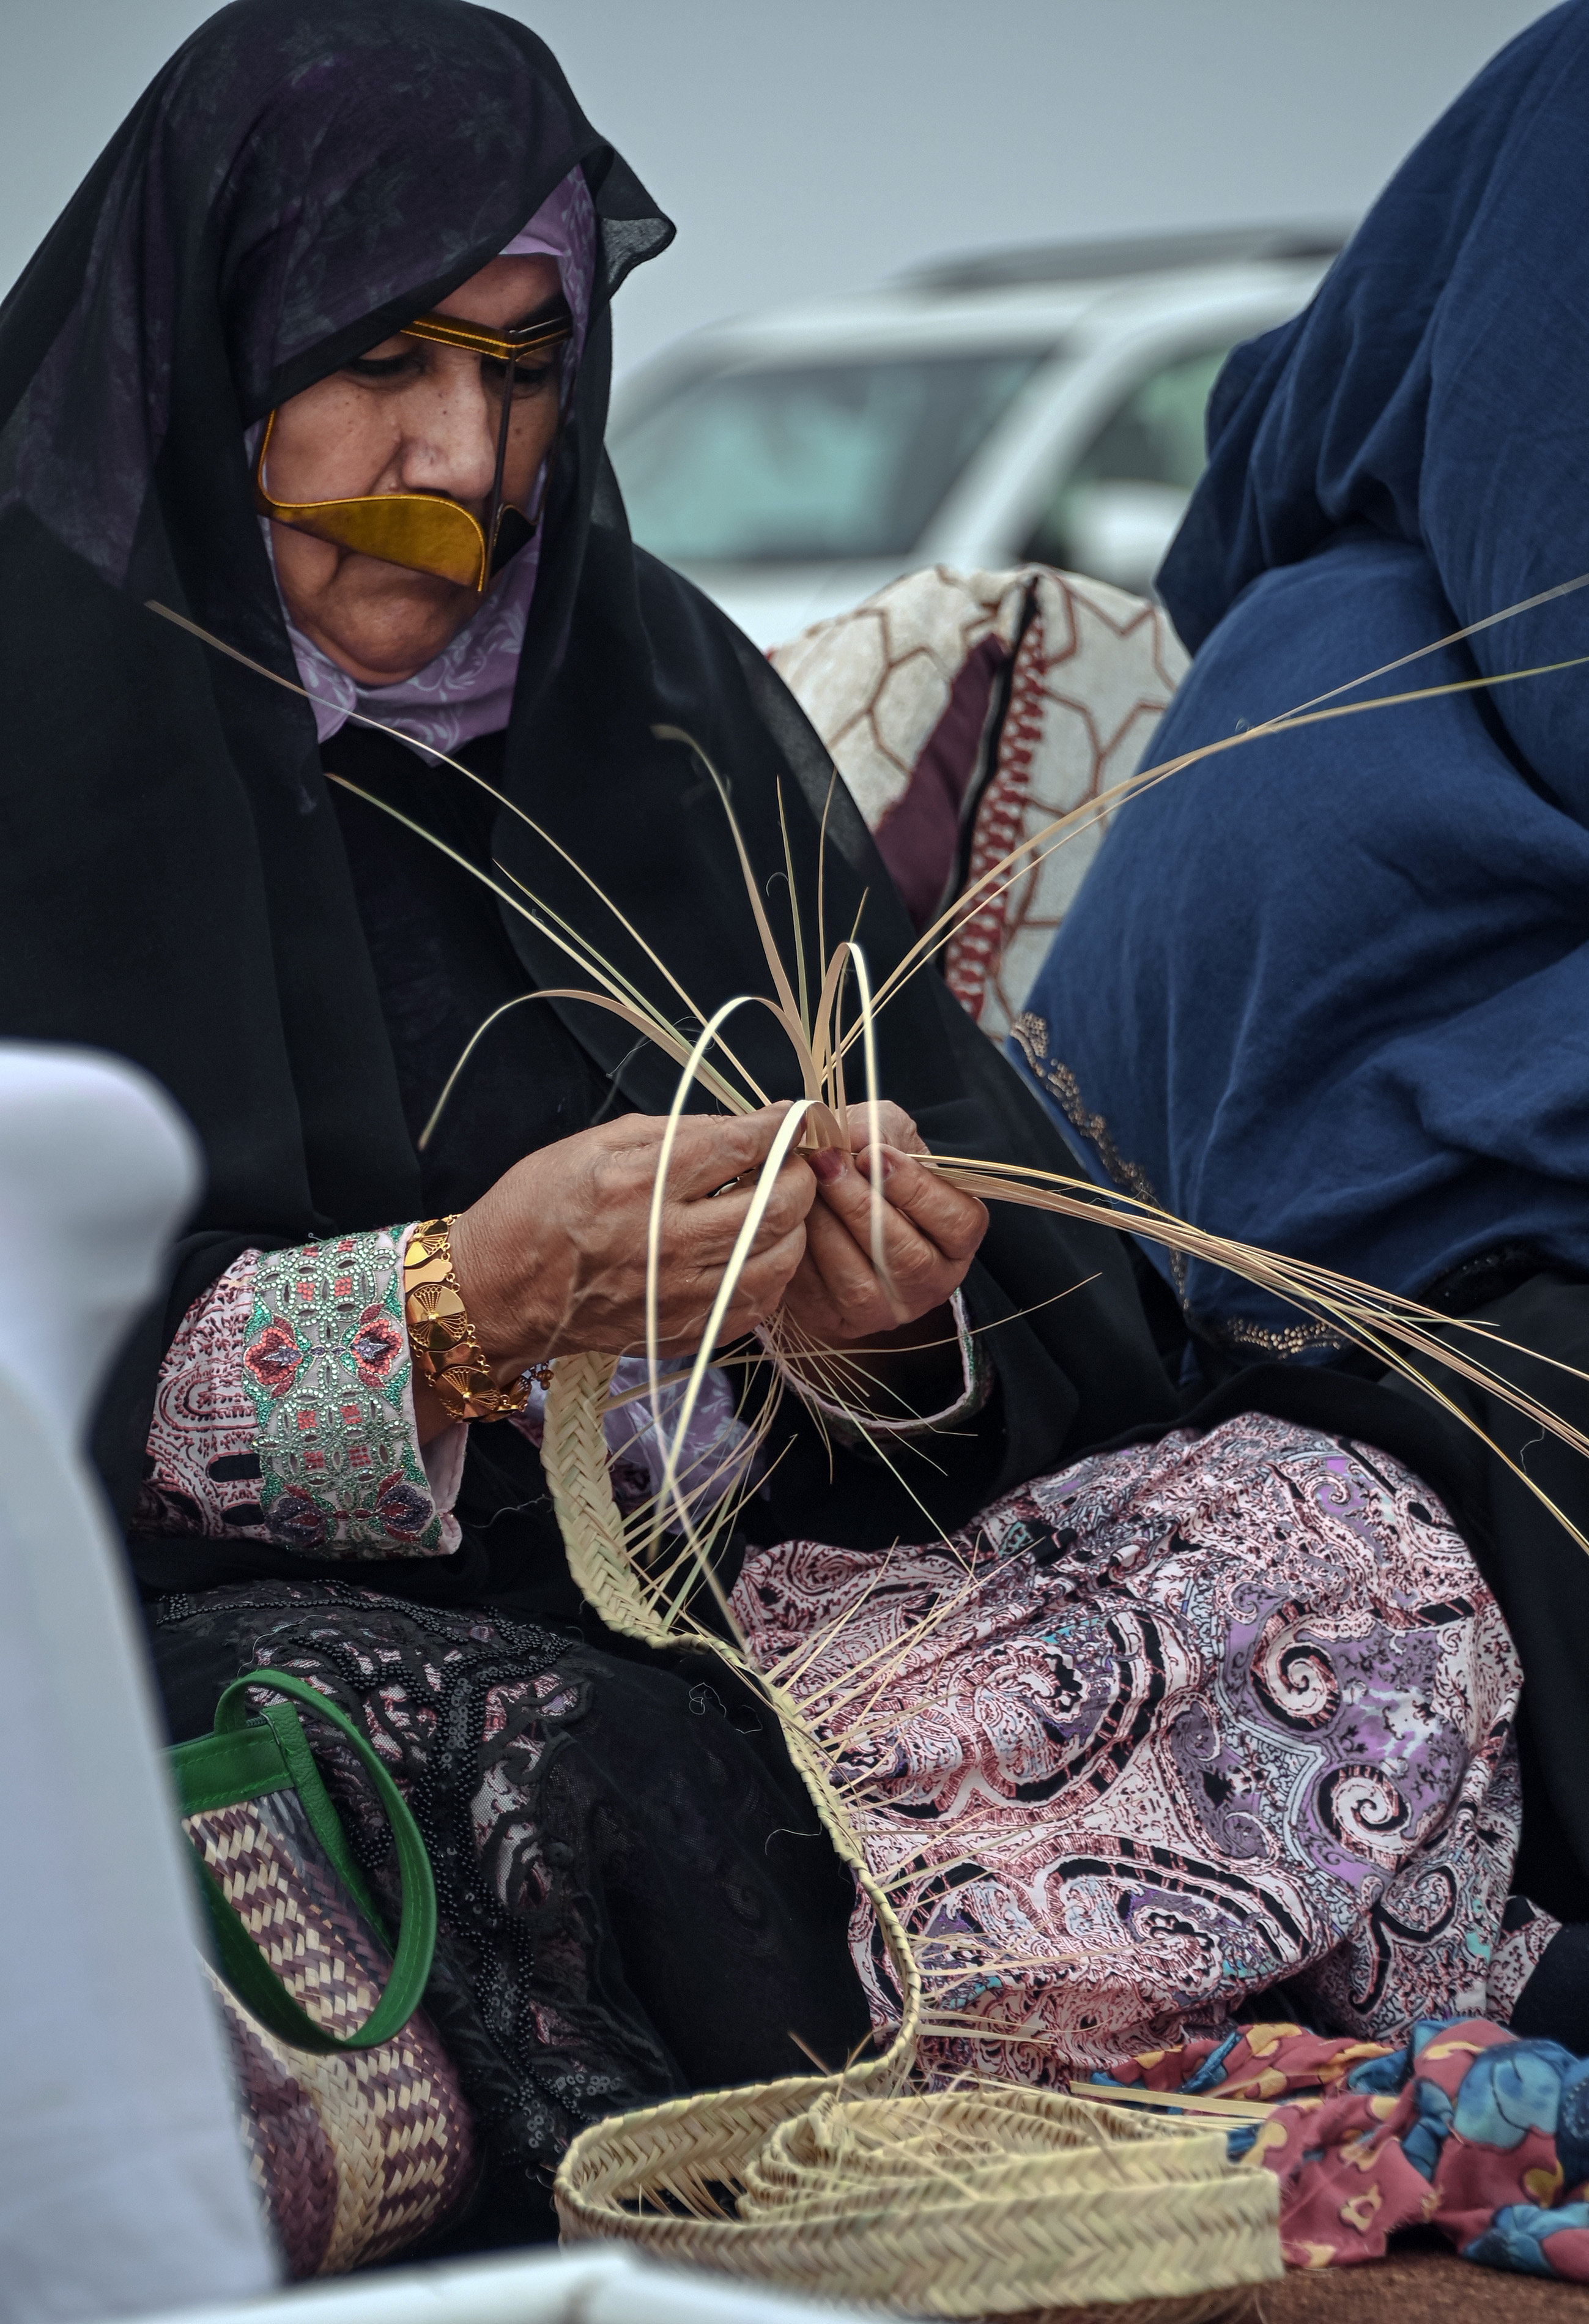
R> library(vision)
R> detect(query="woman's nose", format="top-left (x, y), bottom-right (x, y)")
top-left (395, 357), bottom-right (498, 505)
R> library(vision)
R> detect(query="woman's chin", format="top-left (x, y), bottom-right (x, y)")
top-left (292, 577), bottom-right (479, 686)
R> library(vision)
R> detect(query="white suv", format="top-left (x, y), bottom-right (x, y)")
top-left (609, 226), bottom-right (1341, 648)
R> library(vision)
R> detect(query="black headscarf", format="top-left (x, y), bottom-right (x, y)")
top-left (0, 0), bottom-right (1177, 1586)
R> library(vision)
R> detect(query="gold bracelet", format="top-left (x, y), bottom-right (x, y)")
top-left (402, 1216), bottom-right (544, 1425)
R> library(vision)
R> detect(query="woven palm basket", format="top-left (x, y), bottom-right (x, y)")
top-left (542, 1351), bottom-right (1284, 2319)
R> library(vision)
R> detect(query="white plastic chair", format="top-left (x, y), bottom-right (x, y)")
top-left (0, 1044), bottom-right (276, 2321)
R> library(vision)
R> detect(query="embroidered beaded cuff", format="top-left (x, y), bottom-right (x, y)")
top-left (242, 1231), bottom-right (457, 1553)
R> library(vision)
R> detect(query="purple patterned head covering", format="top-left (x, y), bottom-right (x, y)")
top-left (279, 165), bottom-right (597, 757)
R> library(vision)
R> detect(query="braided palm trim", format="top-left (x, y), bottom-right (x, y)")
top-left (540, 1350), bottom-right (920, 2084)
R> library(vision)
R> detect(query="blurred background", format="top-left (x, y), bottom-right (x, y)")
top-left (1, 1), bottom-right (1557, 639)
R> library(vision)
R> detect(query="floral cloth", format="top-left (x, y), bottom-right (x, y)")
top-left (733, 1414), bottom-right (1549, 2078)
top-left (1093, 2012), bottom-right (1589, 2282)
top-left (137, 1227), bottom-right (465, 1557)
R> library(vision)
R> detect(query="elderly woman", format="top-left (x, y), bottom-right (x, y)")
top-left (9, 0), bottom-right (1582, 2257)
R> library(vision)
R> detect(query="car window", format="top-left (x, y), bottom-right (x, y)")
top-left (1023, 342), bottom-right (1231, 576)
top-left (610, 351), bottom-right (1044, 565)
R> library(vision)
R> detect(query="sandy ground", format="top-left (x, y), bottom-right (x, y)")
top-left (1260, 2240), bottom-right (1587, 2321)
top-left (1013, 2240), bottom-right (1589, 2322)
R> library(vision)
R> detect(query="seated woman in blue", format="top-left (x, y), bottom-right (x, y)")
top-left (1013, 0), bottom-right (1589, 1931)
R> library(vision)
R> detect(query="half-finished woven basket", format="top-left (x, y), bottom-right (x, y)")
top-left (542, 1351), bottom-right (1284, 2318)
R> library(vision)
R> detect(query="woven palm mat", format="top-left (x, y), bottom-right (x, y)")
top-left (541, 1351), bottom-right (1284, 2319)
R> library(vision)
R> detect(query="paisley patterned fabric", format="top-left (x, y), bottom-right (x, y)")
top-left (732, 1414), bottom-right (1549, 2077)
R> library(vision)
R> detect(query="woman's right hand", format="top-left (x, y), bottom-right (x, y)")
top-left (443, 1106), bottom-right (815, 1390)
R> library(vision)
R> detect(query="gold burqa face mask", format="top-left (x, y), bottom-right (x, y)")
top-left (253, 301), bottom-right (574, 592)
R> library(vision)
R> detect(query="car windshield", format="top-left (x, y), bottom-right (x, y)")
top-left (610, 350), bottom-right (1046, 564)
top-left (1071, 343), bottom-right (1229, 493)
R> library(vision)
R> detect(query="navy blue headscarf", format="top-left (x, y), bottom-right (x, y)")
top-left (1011, 0), bottom-right (1589, 1359)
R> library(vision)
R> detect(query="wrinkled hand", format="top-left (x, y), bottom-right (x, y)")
top-left (780, 1101), bottom-right (988, 1349)
top-left (448, 1109), bottom-right (815, 1384)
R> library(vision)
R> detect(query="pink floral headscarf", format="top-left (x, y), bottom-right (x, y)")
top-left (276, 167), bottom-right (597, 759)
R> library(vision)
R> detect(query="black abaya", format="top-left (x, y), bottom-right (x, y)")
top-left (1378, 1272), bottom-right (1589, 1924)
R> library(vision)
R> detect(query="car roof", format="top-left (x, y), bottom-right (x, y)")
top-left (903, 220), bottom-right (1349, 291)
top-left (615, 223), bottom-right (1349, 388)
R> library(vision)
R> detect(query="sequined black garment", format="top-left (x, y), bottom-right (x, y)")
top-left (152, 1582), bottom-right (872, 2248)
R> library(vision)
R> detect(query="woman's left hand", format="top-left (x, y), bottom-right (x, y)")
top-left (778, 1101), bottom-right (988, 1348)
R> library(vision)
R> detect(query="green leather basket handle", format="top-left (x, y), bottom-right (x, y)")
top-left (169, 1670), bottom-right (437, 2055)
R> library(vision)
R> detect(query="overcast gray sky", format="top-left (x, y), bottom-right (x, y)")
top-left (0, 1), bottom-right (1557, 379)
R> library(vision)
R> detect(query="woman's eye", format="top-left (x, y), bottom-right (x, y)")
top-left (346, 351), bottom-right (421, 381)
top-left (482, 357), bottom-right (557, 398)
